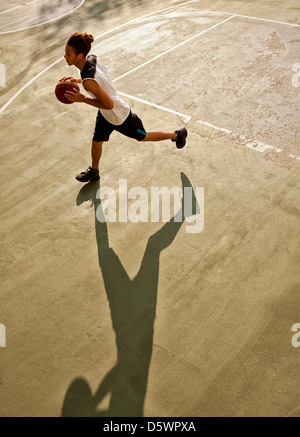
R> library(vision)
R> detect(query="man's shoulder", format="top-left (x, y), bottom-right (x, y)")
top-left (81, 54), bottom-right (97, 80)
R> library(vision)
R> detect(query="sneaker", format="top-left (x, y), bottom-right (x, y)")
top-left (75, 166), bottom-right (100, 182)
top-left (172, 127), bottom-right (188, 149)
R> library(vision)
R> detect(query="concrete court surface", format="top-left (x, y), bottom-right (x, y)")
top-left (0, 0), bottom-right (300, 417)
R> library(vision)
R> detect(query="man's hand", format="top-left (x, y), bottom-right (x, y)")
top-left (65, 88), bottom-right (85, 103)
top-left (59, 76), bottom-right (81, 84)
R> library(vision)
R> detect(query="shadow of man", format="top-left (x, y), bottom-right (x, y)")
top-left (62, 173), bottom-right (199, 417)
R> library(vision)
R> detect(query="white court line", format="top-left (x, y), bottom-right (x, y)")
top-left (0, 58), bottom-right (63, 114)
top-left (93, 0), bottom-right (200, 42)
top-left (0, 1), bottom-right (36, 16)
top-left (0, 3), bottom-right (299, 160)
top-left (119, 91), bottom-right (300, 160)
top-left (202, 9), bottom-right (300, 27)
top-left (0, 0), bottom-right (197, 35)
top-left (0, 0), bottom-right (220, 114)
top-left (113, 15), bottom-right (235, 82)
top-left (0, 0), bottom-right (85, 35)
top-left (119, 91), bottom-right (191, 123)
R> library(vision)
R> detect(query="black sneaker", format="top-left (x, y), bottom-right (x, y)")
top-left (75, 166), bottom-right (100, 182)
top-left (172, 127), bottom-right (188, 149)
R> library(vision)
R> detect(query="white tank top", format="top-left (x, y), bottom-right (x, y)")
top-left (80, 54), bottom-right (130, 125)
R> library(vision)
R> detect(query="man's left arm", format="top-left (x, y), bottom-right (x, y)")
top-left (65, 79), bottom-right (114, 109)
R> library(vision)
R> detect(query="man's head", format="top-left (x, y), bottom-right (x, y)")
top-left (64, 32), bottom-right (94, 66)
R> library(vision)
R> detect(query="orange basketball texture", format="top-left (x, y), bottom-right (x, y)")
top-left (55, 81), bottom-right (80, 104)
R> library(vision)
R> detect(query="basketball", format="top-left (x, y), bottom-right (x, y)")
top-left (55, 81), bottom-right (80, 104)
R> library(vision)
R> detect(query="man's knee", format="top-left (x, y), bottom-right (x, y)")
top-left (92, 140), bottom-right (103, 148)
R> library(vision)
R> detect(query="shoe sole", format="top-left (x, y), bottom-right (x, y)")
top-left (75, 175), bottom-right (100, 182)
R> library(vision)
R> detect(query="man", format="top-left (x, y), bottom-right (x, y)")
top-left (61, 32), bottom-right (188, 182)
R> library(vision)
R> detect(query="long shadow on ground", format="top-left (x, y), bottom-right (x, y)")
top-left (62, 172), bottom-right (198, 417)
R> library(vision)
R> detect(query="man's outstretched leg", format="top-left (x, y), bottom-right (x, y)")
top-left (142, 127), bottom-right (188, 149)
top-left (76, 140), bottom-right (102, 182)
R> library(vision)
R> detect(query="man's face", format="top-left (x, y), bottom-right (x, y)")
top-left (64, 45), bottom-right (78, 66)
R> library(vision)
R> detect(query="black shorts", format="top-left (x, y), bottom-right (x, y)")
top-left (93, 110), bottom-right (147, 142)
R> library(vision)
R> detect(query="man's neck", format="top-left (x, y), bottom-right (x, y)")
top-left (76, 57), bottom-right (87, 72)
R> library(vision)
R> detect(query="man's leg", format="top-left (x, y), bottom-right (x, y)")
top-left (92, 140), bottom-right (103, 169)
top-left (75, 140), bottom-right (103, 182)
top-left (141, 128), bottom-right (187, 148)
top-left (141, 132), bottom-right (176, 142)
top-left (120, 112), bottom-right (187, 147)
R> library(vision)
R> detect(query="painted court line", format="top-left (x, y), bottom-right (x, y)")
top-left (0, 0), bottom-right (201, 113)
top-left (0, 0), bottom-right (197, 35)
top-left (197, 123), bottom-right (299, 160)
top-left (0, 1), bottom-right (36, 16)
top-left (205, 9), bottom-right (300, 27)
top-left (118, 91), bottom-right (191, 123)
top-left (0, 2), bottom-right (299, 160)
top-left (93, 0), bottom-right (201, 42)
top-left (113, 15), bottom-right (235, 82)
top-left (0, 6), bottom-right (233, 115)
top-left (0, 58), bottom-right (63, 115)
top-left (119, 91), bottom-right (300, 160)
top-left (0, 0), bottom-right (85, 35)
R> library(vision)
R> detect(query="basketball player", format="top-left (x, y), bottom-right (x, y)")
top-left (61, 32), bottom-right (188, 182)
